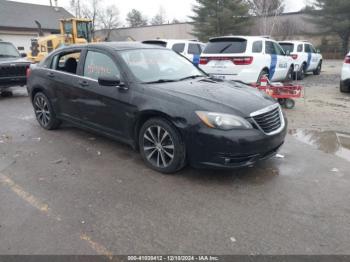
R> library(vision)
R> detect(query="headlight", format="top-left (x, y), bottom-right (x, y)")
top-left (196, 111), bottom-right (252, 130)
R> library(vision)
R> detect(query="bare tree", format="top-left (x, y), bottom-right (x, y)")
top-left (151, 6), bottom-right (166, 25)
top-left (81, 0), bottom-right (99, 37)
top-left (246, 0), bottom-right (285, 35)
top-left (70, 0), bottom-right (82, 17)
top-left (98, 5), bottom-right (120, 41)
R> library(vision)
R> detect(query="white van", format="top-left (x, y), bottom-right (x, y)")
top-left (199, 36), bottom-right (294, 84)
top-left (142, 39), bottom-right (206, 65)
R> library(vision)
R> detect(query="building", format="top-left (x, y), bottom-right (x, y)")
top-left (96, 12), bottom-right (342, 58)
top-left (0, 0), bottom-right (73, 52)
top-left (96, 23), bottom-right (195, 42)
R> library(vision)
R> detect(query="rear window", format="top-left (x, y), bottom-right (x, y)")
top-left (203, 38), bottom-right (247, 54)
top-left (142, 41), bottom-right (167, 47)
top-left (280, 43), bottom-right (294, 54)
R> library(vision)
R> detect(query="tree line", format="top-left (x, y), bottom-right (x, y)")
top-left (69, 0), bottom-right (350, 55)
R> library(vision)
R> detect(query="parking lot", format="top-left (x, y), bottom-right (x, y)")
top-left (0, 60), bottom-right (350, 255)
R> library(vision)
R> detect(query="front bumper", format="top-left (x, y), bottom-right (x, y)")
top-left (185, 122), bottom-right (287, 169)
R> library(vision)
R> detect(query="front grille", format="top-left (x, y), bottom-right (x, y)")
top-left (251, 105), bottom-right (283, 135)
top-left (0, 64), bottom-right (29, 78)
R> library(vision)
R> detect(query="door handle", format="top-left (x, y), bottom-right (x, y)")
top-left (47, 72), bottom-right (55, 78)
top-left (78, 80), bottom-right (89, 87)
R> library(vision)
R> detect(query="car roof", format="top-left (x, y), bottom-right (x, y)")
top-left (56, 42), bottom-right (167, 52)
top-left (279, 40), bottom-right (311, 45)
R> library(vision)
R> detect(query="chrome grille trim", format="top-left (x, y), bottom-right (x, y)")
top-left (250, 103), bottom-right (285, 136)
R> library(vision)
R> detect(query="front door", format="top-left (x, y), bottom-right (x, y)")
top-left (77, 49), bottom-right (133, 138)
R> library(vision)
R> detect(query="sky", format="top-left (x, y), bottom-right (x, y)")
top-left (11, 0), bottom-right (308, 25)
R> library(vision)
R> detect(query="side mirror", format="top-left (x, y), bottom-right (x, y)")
top-left (98, 76), bottom-right (126, 88)
top-left (21, 53), bottom-right (27, 58)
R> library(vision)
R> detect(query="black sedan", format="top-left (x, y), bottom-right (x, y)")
top-left (27, 42), bottom-right (287, 173)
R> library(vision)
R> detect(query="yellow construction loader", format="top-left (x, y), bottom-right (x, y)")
top-left (27, 18), bottom-right (95, 63)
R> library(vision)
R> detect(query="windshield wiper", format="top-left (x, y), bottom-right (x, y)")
top-left (179, 75), bottom-right (206, 81)
top-left (144, 79), bottom-right (178, 84)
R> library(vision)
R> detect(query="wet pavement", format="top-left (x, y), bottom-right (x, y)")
top-left (1, 74), bottom-right (350, 255)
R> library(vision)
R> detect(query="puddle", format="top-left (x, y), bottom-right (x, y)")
top-left (289, 129), bottom-right (350, 162)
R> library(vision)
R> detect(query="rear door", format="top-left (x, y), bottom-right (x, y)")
top-left (187, 43), bottom-right (202, 65)
top-left (304, 44), bottom-right (315, 71)
top-left (48, 49), bottom-right (83, 121)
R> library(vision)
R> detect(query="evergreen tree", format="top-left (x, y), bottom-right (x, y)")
top-left (306, 0), bottom-right (350, 55)
top-left (126, 9), bottom-right (148, 27)
top-left (190, 0), bottom-right (251, 42)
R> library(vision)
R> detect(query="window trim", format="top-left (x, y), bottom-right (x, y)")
top-left (82, 49), bottom-right (122, 82)
top-left (50, 49), bottom-right (83, 75)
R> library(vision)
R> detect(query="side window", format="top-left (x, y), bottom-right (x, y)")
top-left (188, 44), bottom-right (201, 55)
top-left (83, 51), bottom-right (120, 80)
top-left (265, 41), bottom-right (276, 55)
top-left (252, 41), bottom-right (262, 53)
top-left (304, 44), bottom-right (312, 53)
top-left (273, 43), bottom-right (285, 55)
top-left (51, 50), bottom-right (81, 75)
top-left (297, 44), bottom-right (303, 52)
top-left (172, 43), bottom-right (185, 53)
top-left (310, 45), bottom-right (317, 53)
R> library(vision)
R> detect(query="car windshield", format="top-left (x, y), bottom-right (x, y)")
top-left (280, 43), bottom-right (294, 54)
top-left (119, 49), bottom-right (206, 83)
top-left (0, 42), bottom-right (20, 57)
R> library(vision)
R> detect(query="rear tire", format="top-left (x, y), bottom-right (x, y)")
top-left (33, 92), bottom-right (61, 130)
top-left (285, 66), bottom-right (294, 82)
top-left (257, 69), bottom-right (269, 85)
top-left (295, 63), bottom-right (306, 80)
top-left (139, 118), bottom-right (186, 174)
top-left (340, 81), bottom-right (350, 93)
top-left (313, 61), bottom-right (322, 75)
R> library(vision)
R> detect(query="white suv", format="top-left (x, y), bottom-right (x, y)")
top-left (279, 41), bottom-right (323, 80)
top-left (340, 52), bottom-right (350, 93)
top-left (142, 39), bottom-right (206, 65)
top-left (199, 36), bottom-right (294, 84)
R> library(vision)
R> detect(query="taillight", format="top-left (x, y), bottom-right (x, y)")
top-left (344, 56), bottom-right (350, 64)
top-left (199, 56), bottom-right (253, 65)
top-left (232, 57), bottom-right (253, 65)
top-left (291, 54), bottom-right (298, 60)
top-left (26, 67), bottom-right (31, 78)
top-left (199, 57), bottom-right (209, 65)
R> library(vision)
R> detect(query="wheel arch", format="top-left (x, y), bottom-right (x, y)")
top-left (133, 110), bottom-right (183, 150)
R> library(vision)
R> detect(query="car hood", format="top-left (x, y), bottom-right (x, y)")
top-left (148, 78), bottom-right (277, 117)
top-left (0, 57), bottom-right (31, 65)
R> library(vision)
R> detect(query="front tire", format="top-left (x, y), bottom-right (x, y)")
top-left (340, 81), bottom-right (350, 93)
top-left (313, 61), bottom-right (322, 75)
top-left (285, 66), bottom-right (294, 82)
top-left (295, 63), bottom-right (306, 80)
top-left (33, 92), bottom-right (61, 130)
top-left (257, 69), bottom-right (269, 85)
top-left (139, 118), bottom-right (186, 174)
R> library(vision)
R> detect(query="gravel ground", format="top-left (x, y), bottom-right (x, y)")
top-left (285, 60), bottom-right (350, 133)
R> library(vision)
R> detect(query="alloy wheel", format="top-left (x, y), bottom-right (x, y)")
top-left (143, 125), bottom-right (175, 168)
top-left (34, 95), bottom-right (51, 127)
